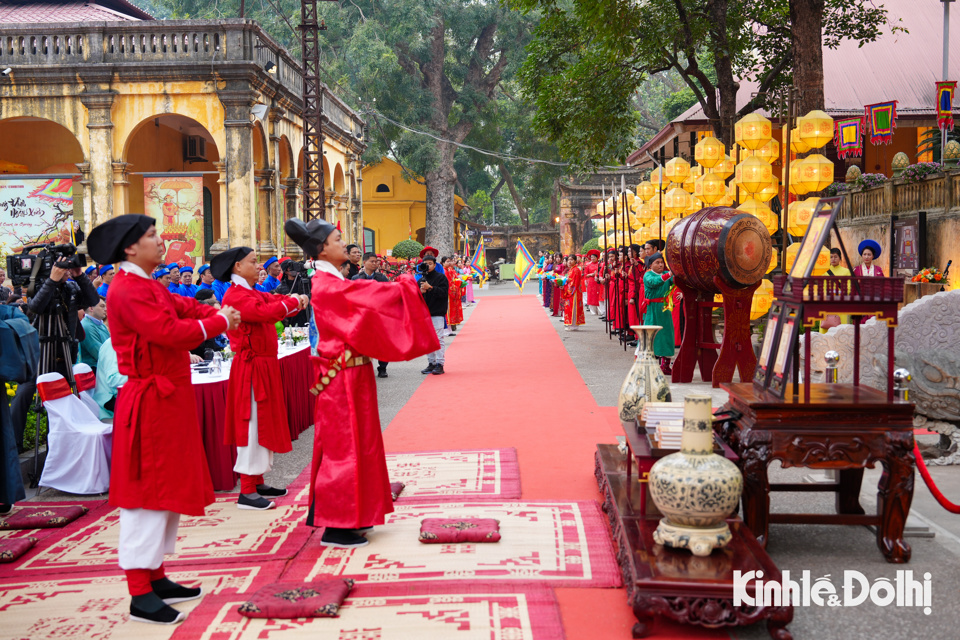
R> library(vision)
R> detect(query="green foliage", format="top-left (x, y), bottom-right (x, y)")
top-left (901, 162), bottom-right (944, 184)
top-left (662, 89), bottom-right (698, 122)
top-left (22, 406), bottom-right (45, 451)
top-left (916, 128), bottom-right (960, 160)
top-left (581, 237), bottom-right (600, 253)
top-left (391, 239), bottom-right (425, 259)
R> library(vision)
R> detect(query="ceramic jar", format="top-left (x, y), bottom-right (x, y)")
top-left (617, 325), bottom-right (672, 423)
top-left (648, 394), bottom-right (743, 556)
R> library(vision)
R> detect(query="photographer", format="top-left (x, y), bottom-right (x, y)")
top-left (418, 252), bottom-right (448, 375)
top-left (274, 259), bottom-right (311, 327)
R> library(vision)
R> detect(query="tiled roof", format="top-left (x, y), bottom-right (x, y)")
top-left (0, 0), bottom-right (153, 23)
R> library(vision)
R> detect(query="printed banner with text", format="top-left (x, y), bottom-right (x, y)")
top-left (0, 177), bottom-right (75, 256)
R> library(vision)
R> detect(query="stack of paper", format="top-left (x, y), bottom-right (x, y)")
top-left (641, 402), bottom-right (684, 435)
top-left (655, 420), bottom-right (684, 449)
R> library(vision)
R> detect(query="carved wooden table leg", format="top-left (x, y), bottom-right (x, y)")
top-left (740, 438), bottom-right (772, 546)
top-left (836, 468), bottom-right (866, 515)
top-left (877, 434), bottom-right (915, 563)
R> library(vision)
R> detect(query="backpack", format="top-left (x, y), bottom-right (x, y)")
top-left (0, 305), bottom-right (40, 383)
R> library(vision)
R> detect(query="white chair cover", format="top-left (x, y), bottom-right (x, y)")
top-left (73, 363), bottom-right (101, 419)
top-left (38, 372), bottom-right (113, 494)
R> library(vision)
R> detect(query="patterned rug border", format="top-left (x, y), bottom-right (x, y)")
top-left (173, 580), bottom-right (565, 640)
top-left (391, 447), bottom-right (522, 503)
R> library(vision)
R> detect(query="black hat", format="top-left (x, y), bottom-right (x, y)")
top-left (86, 214), bottom-right (155, 265)
top-left (195, 288), bottom-right (216, 302)
top-left (830, 247), bottom-right (842, 257)
top-left (645, 252), bottom-right (664, 269)
top-left (629, 243), bottom-right (642, 254)
top-left (210, 246), bottom-right (254, 282)
top-left (285, 218), bottom-right (336, 258)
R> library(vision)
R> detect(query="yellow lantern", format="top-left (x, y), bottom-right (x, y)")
top-left (739, 156), bottom-right (774, 194)
top-left (647, 192), bottom-right (662, 215)
top-left (635, 225), bottom-right (654, 245)
top-left (637, 181), bottom-right (657, 202)
top-left (682, 164), bottom-right (701, 192)
top-left (756, 175), bottom-right (780, 203)
top-left (785, 243), bottom-right (831, 276)
top-left (662, 217), bottom-right (682, 240)
top-left (714, 154), bottom-right (735, 180)
top-left (790, 128), bottom-right (811, 154)
top-left (695, 172), bottom-right (726, 204)
top-left (789, 158), bottom-right (811, 196)
top-left (787, 197), bottom-right (819, 237)
top-left (753, 137), bottom-right (780, 164)
top-left (663, 187), bottom-right (691, 215)
top-left (682, 198), bottom-right (701, 218)
top-left (799, 110), bottom-right (834, 149)
top-left (735, 113), bottom-right (773, 150)
top-left (665, 157), bottom-right (691, 184)
top-left (650, 167), bottom-right (663, 187)
top-left (797, 153), bottom-right (834, 192)
top-left (634, 201), bottom-right (655, 226)
top-left (767, 246), bottom-right (778, 274)
top-left (737, 198), bottom-right (778, 235)
top-left (695, 136), bottom-right (725, 168)
top-left (750, 279), bottom-right (775, 320)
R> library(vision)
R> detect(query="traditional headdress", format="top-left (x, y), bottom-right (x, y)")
top-left (86, 214), bottom-right (155, 265)
top-left (210, 246), bottom-right (254, 282)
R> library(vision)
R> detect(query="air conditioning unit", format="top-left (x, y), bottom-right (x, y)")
top-left (184, 135), bottom-right (207, 162)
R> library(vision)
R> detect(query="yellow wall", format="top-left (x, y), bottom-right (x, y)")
top-left (0, 119), bottom-right (84, 173)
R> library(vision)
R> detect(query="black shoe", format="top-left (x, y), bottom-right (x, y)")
top-left (421, 363), bottom-right (437, 374)
top-left (377, 370), bottom-right (388, 378)
top-left (431, 365), bottom-right (445, 375)
top-left (237, 494), bottom-right (276, 510)
top-left (0, 503), bottom-right (11, 515)
top-left (627, 340), bottom-right (638, 347)
top-left (152, 578), bottom-right (203, 605)
top-left (256, 485), bottom-right (288, 497)
top-left (321, 527), bottom-right (370, 548)
top-left (130, 592), bottom-right (185, 625)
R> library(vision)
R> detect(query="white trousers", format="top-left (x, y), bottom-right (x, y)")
top-left (234, 389), bottom-right (273, 476)
top-left (599, 301), bottom-right (607, 315)
top-left (427, 316), bottom-right (446, 365)
top-left (118, 508), bottom-right (180, 570)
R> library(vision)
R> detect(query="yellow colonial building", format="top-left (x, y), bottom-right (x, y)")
top-left (361, 157), bottom-right (465, 255)
top-left (0, 3), bottom-right (366, 262)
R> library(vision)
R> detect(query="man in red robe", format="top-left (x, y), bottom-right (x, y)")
top-left (561, 254), bottom-right (586, 330)
top-left (444, 257), bottom-right (464, 331)
top-left (285, 218), bottom-right (438, 549)
top-left (213, 246), bottom-right (309, 511)
top-left (583, 249), bottom-right (602, 315)
top-left (87, 215), bottom-right (240, 625)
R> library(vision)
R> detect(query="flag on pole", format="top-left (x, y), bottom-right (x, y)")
top-left (513, 240), bottom-right (535, 292)
top-left (937, 81), bottom-right (957, 131)
top-left (470, 236), bottom-right (487, 283)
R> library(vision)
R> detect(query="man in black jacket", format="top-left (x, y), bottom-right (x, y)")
top-left (418, 253), bottom-right (448, 375)
top-left (352, 252), bottom-right (391, 378)
top-left (274, 260), bottom-right (311, 327)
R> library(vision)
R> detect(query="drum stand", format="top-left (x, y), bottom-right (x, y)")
top-left (671, 281), bottom-right (719, 384)
top-left (711, 277), bottom-right (760, 387)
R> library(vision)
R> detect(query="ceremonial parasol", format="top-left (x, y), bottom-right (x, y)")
top-left (159, 179), bottom-right (196, 208)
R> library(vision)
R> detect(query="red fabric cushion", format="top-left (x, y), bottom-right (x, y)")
top-left (0, 505), bottom-right (88, 530)
top-left (0, 536), bottom-right (38, 562)
top-left (390, 482), bottom-right (405, 501)
top-left (237, 580), bottom-right (354, 619)
top-left (419, 518), bottom-right (501, 544)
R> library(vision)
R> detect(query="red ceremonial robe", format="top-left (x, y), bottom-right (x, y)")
top-left (562, 265), bottom-right (586, 326)
top-left (551, 265), bottom-right (565, 316)
top-left (108, 268), bottom-right (226, 516)
top-left (309, 267), bottom-right (439, 528)
top-left (222, 282), bottom-right (302, 453)
top-left (584, 261), bottom-right (601, 306)
top-left (627, 262), bottom-right (645, 327)
top-left (446, 271), bottom-right (464, 325)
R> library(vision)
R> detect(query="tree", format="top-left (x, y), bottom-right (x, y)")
top-left (516, 0), bottom-right (900, 167)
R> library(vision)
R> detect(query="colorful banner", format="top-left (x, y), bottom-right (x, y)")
top-left (937, 81), bottom-right (956, 131)
top-left (513, 240), bottom-right (535, 292)
top-left (864, 101), bottom-right (898, 145)
top-left (834, 116), bottom-right (864, 158)
top-left (470, 236), bottom-right (487, 283)
top-left (143, 174), bottom-right (204, 267)
top-left (0, 177), bottom-right (75, 255)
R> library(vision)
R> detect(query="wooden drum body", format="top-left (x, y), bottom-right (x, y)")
top-left (666, 207), bottom-right (772, 294)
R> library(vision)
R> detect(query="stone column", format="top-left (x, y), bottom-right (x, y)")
top-left (79, 92), bottom-right (116, 226)
top-left (74, 162), bottom-right (91, 240)
top-left (256, 169), bottom-right (277, 256)
top-left (111, 162), bottom-right (132, 218)
top-left (268, 107), bottom-right (285, 257)
top-left (210, 160), bottom-right (230, 255)
top-left (559, 196), bottom-right (576, 255)
top-left (219, 90), bottom-right (258, 248)
top-left (283, 177), bottom-right (302, 257)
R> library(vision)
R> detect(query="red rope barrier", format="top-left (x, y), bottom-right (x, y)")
top-left (914, 443), bottom-right (960, 514)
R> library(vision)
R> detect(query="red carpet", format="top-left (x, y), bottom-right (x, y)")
top-left (384, 295), bottom-right (725, 639)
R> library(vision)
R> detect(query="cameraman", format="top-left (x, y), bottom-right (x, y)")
top-left (418, 253), bottom-right (448, 375)
top-left (275, 260), bottom-right (311, 326)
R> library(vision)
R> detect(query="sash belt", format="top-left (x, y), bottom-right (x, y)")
top-left (638, 296), bottom-right (667, 318)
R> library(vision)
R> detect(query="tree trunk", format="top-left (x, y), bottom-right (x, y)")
top-left (710, 0), bottom-right (738, 147)
top-left (424, 141), bottom-right (457, 256)
top-left (790, 0), bottom-right (826, 113)
top-left (499, 162), bottom-right (529, 228)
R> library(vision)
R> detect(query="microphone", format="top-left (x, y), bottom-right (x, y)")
top-left (943, 260), bottom-right (952, 278)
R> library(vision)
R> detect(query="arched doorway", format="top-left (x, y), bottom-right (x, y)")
top-left (122, 114), bottom-right (220, 265)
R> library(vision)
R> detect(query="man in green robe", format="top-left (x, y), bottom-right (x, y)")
top-left (79, 297), bottom-right (110, 373)
top-left (187, 209), bottom-right (205, 262)
top-left (641, 252), bottom-right (675, 374)
top-left (92, 338), bottom-right (127, 420)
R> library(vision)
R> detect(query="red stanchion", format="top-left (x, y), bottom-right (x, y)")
top-left (914, 443), bottom-right (960, 514)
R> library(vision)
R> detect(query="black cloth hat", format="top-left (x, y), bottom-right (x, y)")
top-left (86, 214), bottom-right (155, 265)
top-left (645, 252), bottom-right (664, 269)
top-left (210, 246), bottom-right (254, 282)
top-left (285, 218), bottom-right (336, 258)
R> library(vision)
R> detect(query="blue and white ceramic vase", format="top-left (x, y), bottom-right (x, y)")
top-left (617, 325), bottom-right (672, 423)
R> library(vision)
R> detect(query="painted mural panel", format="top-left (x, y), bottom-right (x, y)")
top-left (143, 174), bottom-right (204, 267)
top-left (0, 178), bottom-right (75, 255)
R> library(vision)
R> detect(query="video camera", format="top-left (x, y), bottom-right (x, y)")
top-left (282, 260), bottom-right (305, 274)
top-left (6, 243), bottom-right (87, 297)
top-left (417, 262), bottom-right (431, 274)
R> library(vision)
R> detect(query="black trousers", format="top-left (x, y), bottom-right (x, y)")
top-left (377, 361), bottom-right (388, 373)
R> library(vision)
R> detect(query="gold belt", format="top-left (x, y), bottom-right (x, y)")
top-left (343, 355), bottom-right (371, 368)
top-left (309, 353), bottom-right (370, 396)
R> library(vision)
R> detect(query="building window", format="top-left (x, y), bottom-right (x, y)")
top-left (363, 227), bottom-right (375, 254)
top-left (376, 183), bottom-right (390, 193)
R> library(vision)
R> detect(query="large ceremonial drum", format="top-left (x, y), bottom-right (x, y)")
top-left (666, 206), bottom-right (772, 293)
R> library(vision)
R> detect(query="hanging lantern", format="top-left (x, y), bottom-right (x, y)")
top-left (789, 158), bottom-right (811, 196)
top-left (647, 192), bottom-right (663, 215)
top-left (787, 197), bottom-right (819, 237)
top-left (799, 110), bottom-right (834, 149)
top-left (737, 198), bottom-right (778, 235)
top-left (637, 181), bottom-right (657, 202)
top-left (694, 172), bottom-right (726, 204)
top-left (695, 136), bottom-right (725, 168)
top-left (663, 187), bottom-right (691, 215)
top-left (650, 167), bottom-right (663, 186)
top-left (750, 279), bottom-right (775, 320)
top-left (634, 201), bottom-right (655, 226)
top-left (790, 119), bottom-right (811, 154)
top-left (797, 153), bottom-right (834, 192)
top-left (665, 157), bottom-right (691, 184)
top-left (756, 175), bottom-right (780, 203)
top-left (634, 225), bottom-right (654, 245)
top-left (662, 217), bottom-right (682, 240)
top-left (595, 200), bottom-right (605, 217)
top-left (739, 156), bottom-right (774, 194)
top-left (785, 243), bottom-right (831, 276)
top-left (753, 137), bottom-right (780, 164)
top-left (714, 154), bottom-right (735, 179)
top-left (767, 246), bottom-right (778, 274)
top-left (682, 198), bottom-right (701, 218)
top-left (735, 113), bottom-right (773, 150)
top-left (682, 164), bottom-right (702, 192)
